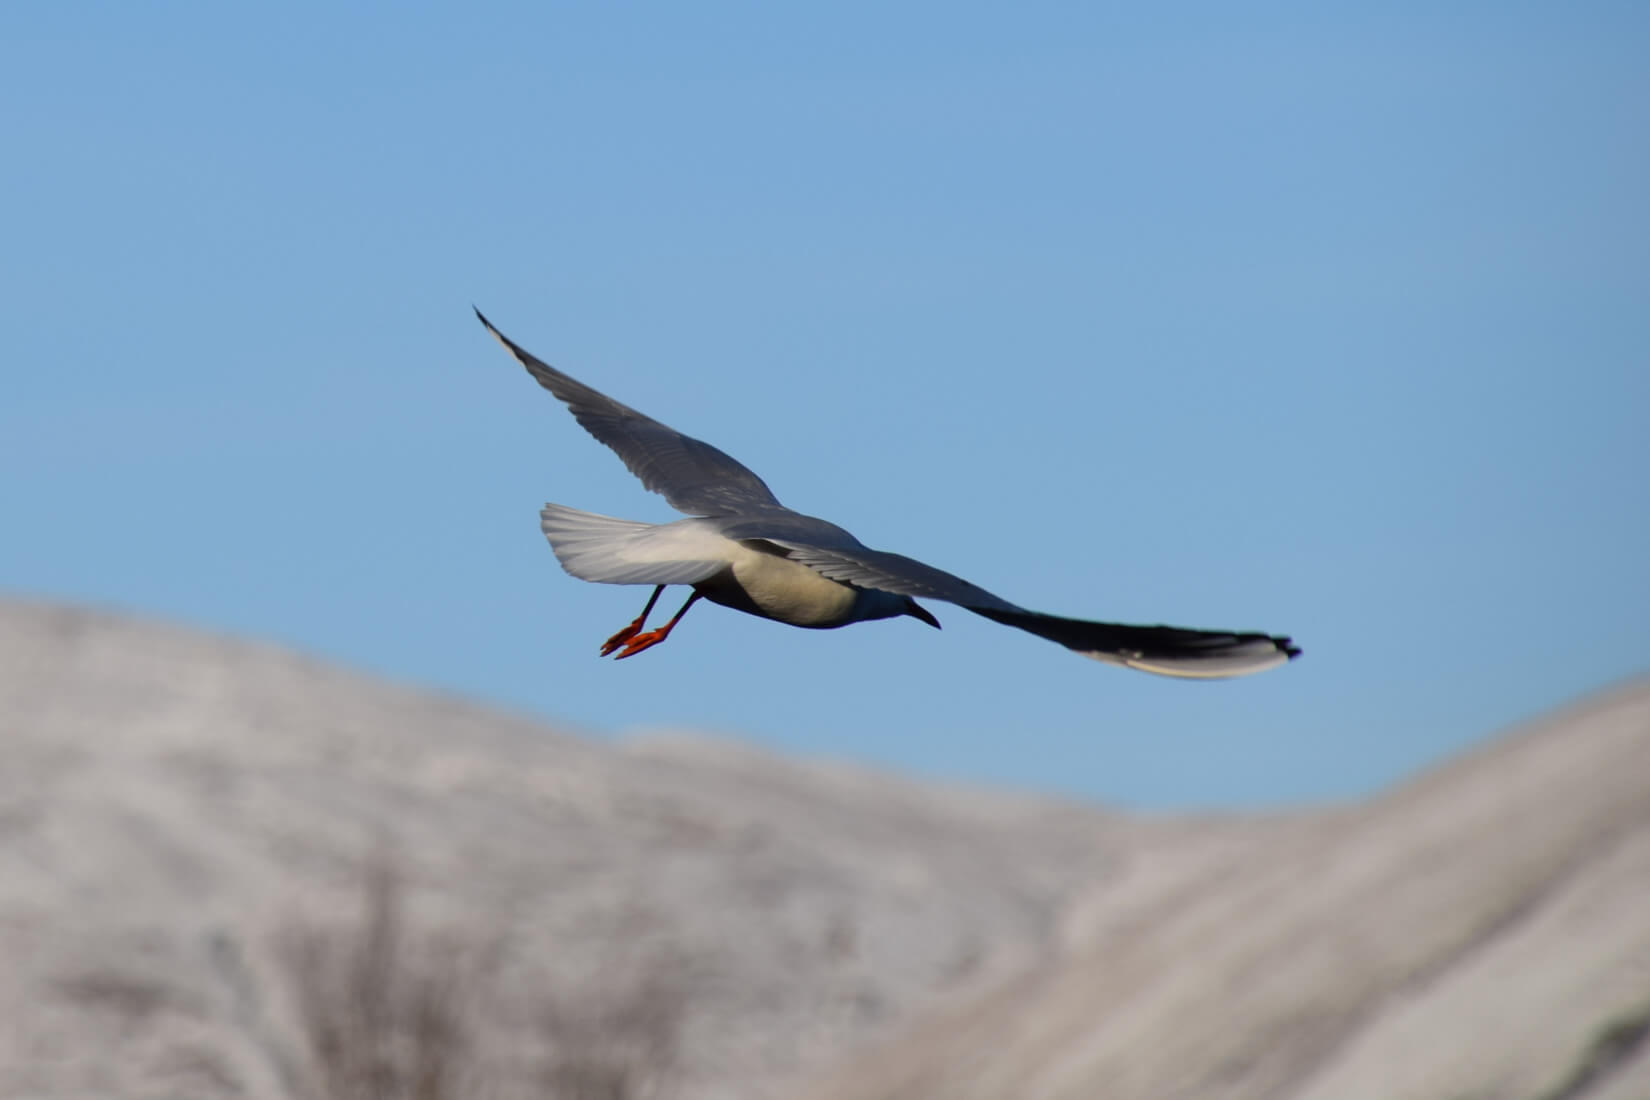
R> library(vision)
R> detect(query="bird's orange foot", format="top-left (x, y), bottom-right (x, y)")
top-left (613, 627), bottom-right (673, 660)
top-left (599, 618), bottom-right (646, 657)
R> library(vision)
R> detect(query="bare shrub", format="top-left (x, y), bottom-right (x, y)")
top-left (278, 853), bottom-right (694, 1100)
top-left (537, 951), bottom-right (689, 1100)
top-left (280, 857), bottom-right (484, 1100)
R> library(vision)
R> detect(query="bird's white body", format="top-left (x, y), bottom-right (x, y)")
top-left (710, 542), bottom-right (866, 626)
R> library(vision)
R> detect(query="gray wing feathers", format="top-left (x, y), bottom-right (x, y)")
top-left (479, 310), bottom-right (783, 516)
top-left (540, 504), bottom-right (728, 586)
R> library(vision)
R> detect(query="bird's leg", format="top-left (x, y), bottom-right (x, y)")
top-left (599, 586), bottom-right (666, 656)
top-left (614, 592), bottom-right (702, 660)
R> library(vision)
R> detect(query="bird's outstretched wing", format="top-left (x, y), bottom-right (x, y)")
top-left (478, 309), bottom-right (784, 516)
top-left (967, 606), bottom-right (1300, 678)
top-left (725, 528), bottom-right (1300, 679)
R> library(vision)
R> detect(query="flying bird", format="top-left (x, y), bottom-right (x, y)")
top-left (479, 309), bottom-right (1300, 678)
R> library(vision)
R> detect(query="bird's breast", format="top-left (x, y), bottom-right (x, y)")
top-left (700, 543), bottom-right (861, 628)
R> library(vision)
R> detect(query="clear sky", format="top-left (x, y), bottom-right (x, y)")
top-left (4, 3), bottom-right (1646, 809)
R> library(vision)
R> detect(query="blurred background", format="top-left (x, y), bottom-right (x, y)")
top-left (4, 5), bottom-right (1650, 1098)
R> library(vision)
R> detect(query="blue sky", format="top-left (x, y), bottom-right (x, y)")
top-left (4, 3), bottom-right (1646, 809)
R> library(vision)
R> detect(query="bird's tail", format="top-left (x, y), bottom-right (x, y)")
top-left (539, 503), bottom-right (726, 586)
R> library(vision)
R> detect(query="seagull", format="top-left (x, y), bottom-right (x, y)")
top-left (479, 309), bottom-right (1300, 678)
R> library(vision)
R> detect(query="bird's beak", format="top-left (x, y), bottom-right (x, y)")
top-left (904, 599), bottom-right (941, 629)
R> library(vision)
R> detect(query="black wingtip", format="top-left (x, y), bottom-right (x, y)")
top-left (473, 307), bottom-right (519, 356)
top-left (1280, 637), bottom-right (1303, 660)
